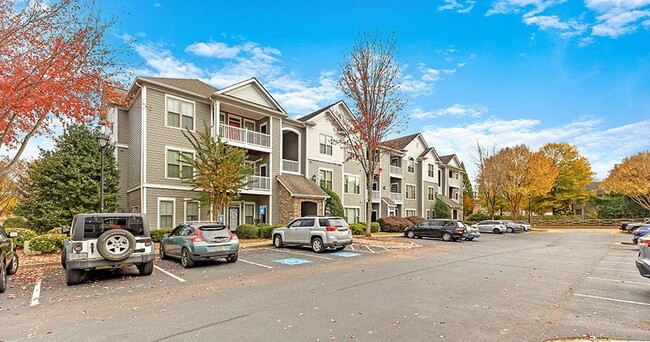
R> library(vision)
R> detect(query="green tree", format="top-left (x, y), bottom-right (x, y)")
top-left (434, 200), bottom-right (451, 219)
top-left (181, 127), bottom-right (254, 220)
top-left (589, 195), bottom-right (649, 219)
top-left (322, 187), bottom-right (344, 217)
top-left (15, 125), bottom-right (118, 232)
top-left (460, 162), bottom-right (474, 215)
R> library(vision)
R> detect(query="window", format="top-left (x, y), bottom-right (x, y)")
top-left (426, 209), bottom-right (431, 219)
top-left (449, 170), bottom-right (453, 178)
top-left (428, 164), bottom-right (435, 177)
top-left (319, 169), bottom-right (333, 190)
top-left (244, 203), bottom-right (255, 225)
top-left (407, 157), bottom-right (415, 173)
top-left (405, 209), bottom-right (416, 217)
top-left (167, 97), bottom-right (194, 130)
top-left (344, 175), bottom-right (360, 194)
top-left (159, 200), bottom-right (174, 228)
top-left (428, 187), bottom-right (435, 201)
top-left (455, 172), bottom-right (459, 179)
top-left (185, 201), bottom-right (199, 221)
top-left (438, 170), bottom-right (441, 184)
top-left (167, 149), bottom-right (194, 179)
top-left (406, 185), bottom-right (416, 199)
top-left (319, 134), bottom-right (333, 155)
top-left (345, 207), bottom-right (360, 224)
top-left (454, 192), bottom-right (459, 200)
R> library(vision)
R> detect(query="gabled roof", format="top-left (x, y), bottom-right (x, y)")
top-left (419, 147), bottom-right (441, 162)
top-left (217, 78), bottom-right (286, 114)
top-left (298, 102), bottom-right (340, 122)
top-left (277, 174), bottom-right (328, 199)
top-left (381, 133), bottom-right (421, 151)
top-left (439, 154), bottom-right (461, 168)
top-left (139, 77), bottom-right (218, 98)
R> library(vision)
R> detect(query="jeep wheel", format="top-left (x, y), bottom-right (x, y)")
top-left (311, 237), bottom-right (324, 253)
top-left (97, 230), bottom-right (136, 261)
top-left (61, 249), bottom-right (67, 269)
top-left (7, 253), bottom-right (18, 275)
top-left (137, 261), bottom-right (154, 276)
top-left (226, 253), bottom-right (238, 263)
top-left (273, 235), bottom-right (283, 248)
top-left (65, 268), bottom-right (83, 286)
top-left (0, 260), bottom-right (7, 293)
top-left (180, 248), bottom-right (195, 268)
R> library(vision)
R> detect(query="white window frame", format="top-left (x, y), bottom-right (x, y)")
top-left (344, 174), bottom-right (360, 194)
top-left (405, 209), bottom-right (416, 217)
top-left (165, 94), bottom-right (196, 131)
top-left (428, 164), bottom-right (435, 178)
top-left (407, 157), bottom-right (415, 173)
top-left (319, 133), bottom-right (333, 156)
top-left (259, 163), bottom-right (268, 177)
top-left (426, 209), bottom-right (431, 219)
top-left (259, 122), bottom-right (268, 134)
top-left (165, 146), bottom-right (195, 180)
top-left (319, 168), bottom-right (333, 190)
top-left (428, 186), bottom-right (435, 201)
top-left (184, 200), bottom-right (200, 222)
top-left (243, 118), bottom-right (256, 131)
top-left (344, 206), bottom-right (361, 224)
top-left (158, 197), bottom-right (176, 229)
top-left (243, 202), bottom-right (256, 225)
top-left (405, 184), bottom-right (416, 200)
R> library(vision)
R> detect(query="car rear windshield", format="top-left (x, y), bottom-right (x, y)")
top-left (199, 226), bottom-right (230, 240)
top-left (319, 218), bottom-right (348, 227)
top-left (82, 216), bottom-right (144, 239)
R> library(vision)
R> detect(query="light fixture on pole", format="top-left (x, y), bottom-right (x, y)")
top-left (97, 134), bottom-right (110, 213)
top-left (527, 193), bottom-right (531, 224)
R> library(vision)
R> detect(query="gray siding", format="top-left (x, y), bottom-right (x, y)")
top-left (270, 117), bottom-right (282, 223)
top-left (146, 188), bottom-right (208, 229)
top-left (116, 147), bottom-right (129, 211)
top-left (127, 93), bottom-right (142, 190)
top-left (127, 189), bottom-right (141, 213)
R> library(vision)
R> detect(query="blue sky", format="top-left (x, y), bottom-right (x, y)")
top-left (16, 0), bottom-right (650, 180)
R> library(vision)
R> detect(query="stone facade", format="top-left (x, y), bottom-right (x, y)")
top-left (278, 183), bottom-right (324, 224)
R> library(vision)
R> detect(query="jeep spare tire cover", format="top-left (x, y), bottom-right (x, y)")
top-left (97, 229), bottom-right (136, 261)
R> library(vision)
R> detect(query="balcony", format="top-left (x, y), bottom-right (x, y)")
top-left (219, 123), bottom-right (271, 152)
top-left (389, 192), bottom-right (402, 204)
top-left (282, 159), bottom-right (300, 173)
top-left (372, 190), bottom-right (380, 203)
top-left (241, 175), bottom-right (271, 194)
top-left (389, 165), bottom-right (402, 178)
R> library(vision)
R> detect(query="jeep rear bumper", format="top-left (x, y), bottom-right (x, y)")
top-left (66, 253), bottom-right (155, 270)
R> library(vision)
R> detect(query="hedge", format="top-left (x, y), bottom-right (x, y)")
top-left (349, 223), bottom-right (366, 235)
top-left (236, 224), bottom-right (260, 239)
top-left (377, 216), bottom-right (414, 232)
top-left (2, 217), bottom-right (28, 229)
top-left (150, 228), bottom-right (172, 243)
top-left (257, 223), bottom-right (284, 239)
top-left (29, 233), bottom-right (66, 253)
top-left (6, 227), bottom-right (39, 249)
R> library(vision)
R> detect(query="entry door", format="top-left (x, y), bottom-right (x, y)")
top-left (228, 206), bottom-right (240, 229)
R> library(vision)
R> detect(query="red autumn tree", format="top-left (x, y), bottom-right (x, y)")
top-left (0, 0), bottom-right (125, 176)
top-left (333, 32), bottom-right (407, 236)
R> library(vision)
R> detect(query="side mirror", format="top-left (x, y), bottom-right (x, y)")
top-left (163, 233), bottom-right (170, 238)
top-left (61, 227), bottom-right (70, 235)
top-left (8, 231), bottom-right (18, 238)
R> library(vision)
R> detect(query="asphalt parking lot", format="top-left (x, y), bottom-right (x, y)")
top-left (2, 229), bottom-right (648, 341)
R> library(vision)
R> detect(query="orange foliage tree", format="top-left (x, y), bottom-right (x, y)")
top-left (602, 150), bottom-right (650, 211)
top-left (0, 0), bottom-right (125, 176)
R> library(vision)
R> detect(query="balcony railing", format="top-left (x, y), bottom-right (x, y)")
top-left (243, 175), bottom-right (271, 192)
top-left (282, 159), bottom-right (300, 173)
top-left (389, 192), bottom-right (402, 203)
top-left (389, 165), bottom-right (402, 177)
top-left (219, 124), bottom-right (271, 151)
top-left (372, 190), bottom-right (380, 202)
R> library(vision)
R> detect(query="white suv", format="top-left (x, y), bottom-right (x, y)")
top-left (272, 216), bottom-right (352, 253)
top-left (61, 214), bottom-right (155, 286)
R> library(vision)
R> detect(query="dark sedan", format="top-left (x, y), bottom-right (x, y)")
top-left (0, 226), bottom-right (19, 293)
top-left (404, 219), bottom-right (467, 242)
top-left (632, 225), bottom-right (650, 245)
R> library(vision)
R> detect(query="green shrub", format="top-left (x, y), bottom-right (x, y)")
top-left (6, 227), bottom-right (39, 249)
top-left (236, 224), bottom-right (260, 239)
top-left (371, 222), bottom-right (380, 233)
top-left (322, 187), bottom-right (344, 217)
top-left (349, 223), bottom-right (366, 235)
top-left (352, 222), bottom-right (380, 234)
top-left (150, 228), bottom-right (172, 243)
top-left (3, 217), bottom-right (28, 228)
top-left (29, 233), bottom-right (66, 253)
top-left (377, 216), bottom-right (413, 232)
top-left (434, 200), bottom-right (451, 219)
top-left (256, 223), bottom-right (283, 239)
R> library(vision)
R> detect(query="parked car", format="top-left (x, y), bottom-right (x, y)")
top-left (636, 236), bottom-right (650, 278)
top-left (515, 221), bottom-right (532, 231)
top-left (502, 221), bottom-right (524, 233)
top-left (403, 219), bottom-right (467, 242)
top-left (473, 220), bottom-right (507, 234)
top-left (61, 213), bottom-right (155, 286)
top-left (621, 219), bottom-right (650, 233)
top-left (463, 222), bottom-right (480, 241)
top-left (632, 225), bottom-right (650, 245)
top-left (160, 222), bottom-right (239, 268)
top-left (272, 216), bottom-right (352, 253)
top-left (0, 226), bottom-right (19, 293)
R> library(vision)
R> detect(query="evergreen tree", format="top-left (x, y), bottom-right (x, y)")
top-left (434, 200), bottom-right (451, 219)
top-left (15, 125), bottom-right (119, 232)
top-left (322, 187), bottom-right (344, 217)
top-left (460, 162), bottom-right (474, 215)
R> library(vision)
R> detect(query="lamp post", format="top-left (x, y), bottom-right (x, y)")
top-left (528, 194), bottom-right (530, 224)
top-left (97, 134), bottom-right (110, 213)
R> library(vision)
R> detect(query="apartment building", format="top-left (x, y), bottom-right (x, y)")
top-left (106, 76), bottom-right (464, 229)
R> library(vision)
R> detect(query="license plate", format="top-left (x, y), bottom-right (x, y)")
top-left (211, 246), bottom-right (226, 251)
top-left (339, 231), bottom-right (346, 236)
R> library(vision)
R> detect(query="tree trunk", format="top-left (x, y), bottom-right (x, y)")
top-left (366, 171), bottom-right (373, 237)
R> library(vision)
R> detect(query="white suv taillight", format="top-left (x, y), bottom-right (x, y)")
top-left (73, 242), bottom-right (83, 252)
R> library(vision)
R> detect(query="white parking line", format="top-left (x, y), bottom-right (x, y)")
top-left (154, 265), bottom-right (186, 282)
top-left (586, 277), bottom-right (650, 286)
top-left (263, 248), bottom-right (332, 260)
top-left (238, 259), bottom-right (274, 269)
top-left (574, 294), bottom-right (650, 306)
top-left (592, 268), bottom-right (638, 273)
top-left (30, 280), bottom-right (41, 307)
top-left (365, 245), bottom-right (376, 253)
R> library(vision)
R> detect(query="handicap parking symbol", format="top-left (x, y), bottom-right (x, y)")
top-left (273, 258), bottom-right (312, 265)
top-left (331, 251), bottom-right (362, 258)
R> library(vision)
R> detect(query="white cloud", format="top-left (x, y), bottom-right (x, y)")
top-left (269, 71), bottom-right (342, 114)
top-left (400, 64), bottom-right (456, 96)
top-left (487, 0), bottom-right (566, 16)
top-left (134, 43), bottom-right (205, 79)
top-left (420, 117), bottom-right (650, 181)
top-left (412, 104), bottom-right (487, 119)
top-left (438, 0), bottom-right (476, 13)
top-left (185, 42), bottom-right (241, 58)
top-left (591, 9), bottom-right (650, 37)
top-left (154, 3), bottom-right (161, 7)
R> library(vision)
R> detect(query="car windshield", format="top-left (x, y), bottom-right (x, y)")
top-left (199, 226), bottom-right (230, 240)
top-left (82, 216), bottom-right (144, 238)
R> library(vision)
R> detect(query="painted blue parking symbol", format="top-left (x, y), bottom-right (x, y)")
top-left (273, 258), bottom-right (312, 265)
top-left (331, 252), bottom-right (361, 258)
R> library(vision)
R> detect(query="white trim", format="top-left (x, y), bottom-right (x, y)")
top-left (268, 117), bottom-right (273, 224)
top-left (127, 186), bottom-right (141, 194)
top-left (164, 146), bottom-right (196, 180)
top-left (184, 199), bottom-right (201, 222)
top-left (343, 206), bottom-right (361, 224)
top-left (115, 143), bottom-right (129, 149)
top-left (281, 127), bottom-right (302, 175)
top-left (318, 133), bottom-right (333, 156)
top-left (426, 209), bottom-right (431, 219)
top-left (427, 186), bottom-right (436, 201)
top-left (141, 86), bottom-right (147, 214)
top-left (318, 167), bottom-right (334, 190)
top-left (259, 122), bottom-right (268, 134)
top-left (308, 156), bottom-right (343, 166)
top-left (145, 183), bottom-right (200, 191)
top-left (216, 78), bottom-right (287, 115)
top-left (343, 173), bottom-right (361, 195)
top-left (243, 202), bottom-right (256, 225)
top-left (164, 94), bottom-right (197, 132)
top-left (243, 118), bottom-right (256, 131)
top-left (214, 101), bottom-right (221, 137)
top-left (405, 208), bottom-right (416, 217)
top-left (405, 183), bottom-right (417, 200)
top-left (259, 163), bottom-right (268, 177)
top-left (157, 197), bottom-right (176, 229)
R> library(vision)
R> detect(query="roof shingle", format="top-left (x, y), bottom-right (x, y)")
top-left (140, 77), bottom-right (218, 98)
top-left (381, 133), bottom-right (420, 150)
top-left (277, 174), bottom-right (328, 198)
